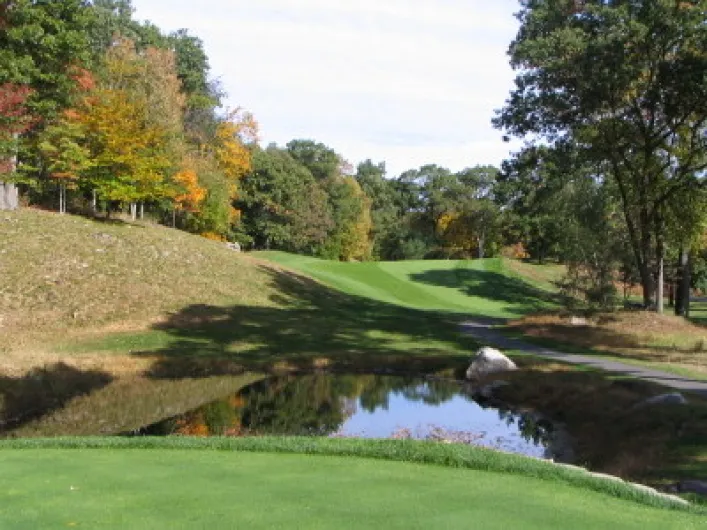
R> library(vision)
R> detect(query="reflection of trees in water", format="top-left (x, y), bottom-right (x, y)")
top-left (359, 376), bottom-right (466, 413)
top-left (241, 375), bottom-right (467, 434)
top-left (240, 375), bottom-right (349, 435)
top-left (132, 397), bottom-right (243, 437)
top-left (497, 408), bottom-right (553, 447)
top-left (136, 374), bottom-right (469, 437)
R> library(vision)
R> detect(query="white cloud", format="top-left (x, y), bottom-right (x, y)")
top-left (131, 0), bottom-right (520, 175)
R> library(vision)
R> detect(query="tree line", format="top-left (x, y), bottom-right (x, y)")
top-left (0, 1), bottom-right (506, 262)
top-left (1, 0), bottom-right (254, 237)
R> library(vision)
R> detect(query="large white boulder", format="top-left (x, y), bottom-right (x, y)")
top-left (466, 346), bottom-right (517, 380)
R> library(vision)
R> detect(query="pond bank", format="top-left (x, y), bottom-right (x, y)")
top-left (461, 319), bottom-right (707, 396)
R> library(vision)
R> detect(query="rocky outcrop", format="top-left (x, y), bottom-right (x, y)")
top-left (466, 347), bottom-right (517, 380)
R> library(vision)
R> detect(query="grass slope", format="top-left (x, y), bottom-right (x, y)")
top-left (0, 438), bottom-right (703, 528)
top-left (3, 210), bottom-right (497, 374)
top-left (256, 251), bottom-right (559, 318)
top-left (1, 210), bottom-right (282, 353)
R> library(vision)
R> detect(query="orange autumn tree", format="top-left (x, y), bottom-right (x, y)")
top-left (171, 154), bottom-right (207, 226)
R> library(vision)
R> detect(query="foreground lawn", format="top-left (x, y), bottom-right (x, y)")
top-left (0, 439), bottom-right (702, 529)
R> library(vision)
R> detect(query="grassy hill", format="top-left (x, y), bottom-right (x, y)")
top-left (1, 209), bottom-right (283, 348)
top-left (1, 209), bottom-right (559, 377)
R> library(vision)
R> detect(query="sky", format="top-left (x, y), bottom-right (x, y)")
top-left (131, 0), bottom-right (521, 177)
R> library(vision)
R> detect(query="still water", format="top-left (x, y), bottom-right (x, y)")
top-left (127, 373), bottom-right (565, 460)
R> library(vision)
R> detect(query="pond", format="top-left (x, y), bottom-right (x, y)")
top-left (123, 373), bottom-right (571, 461)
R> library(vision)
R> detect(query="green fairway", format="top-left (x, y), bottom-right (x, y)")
top-left (256, 251), bottom-right (559, 318)
top-left (0, 446), bottom-right (701, 529)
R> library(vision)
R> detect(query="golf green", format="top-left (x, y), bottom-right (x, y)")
top-left (0, 449), bottom-right (701, 529)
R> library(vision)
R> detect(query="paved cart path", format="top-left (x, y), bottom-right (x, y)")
top-left (461, 319), bottom-right (707, 397)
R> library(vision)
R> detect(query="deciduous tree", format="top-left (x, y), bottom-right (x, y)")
top-left (495, 0), bottom-right (707, 309)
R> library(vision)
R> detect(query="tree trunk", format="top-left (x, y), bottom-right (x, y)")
top-left (675, 249), bottom-right (691, 317)
top-left (668, 282), bottom-right (674, 307)
top-left (58, 183), bottom-right (67, 214)
top-left (92, 189), bottom-right (97, 214)
top-left (0, 139), bottom-right (19, 210)
top-left (477, 232), bottom-right (485, 259)
top-left (130, 202), bottom-right (137, 220)
top-left (139, 202), bottom-right (144, 220)
top-left (656, 255), bottom-right (664, 314)
top-left (172, 208), bottom-right (176, 228)
top-left (639, 263), bottom-right (655, 309)
top-left (0, 182), bottom-right (19, 210)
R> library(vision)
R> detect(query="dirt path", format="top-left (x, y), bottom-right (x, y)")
top-left (461, 320), bottom-right (707, 397)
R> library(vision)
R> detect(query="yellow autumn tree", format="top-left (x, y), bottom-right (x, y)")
top-left (437, 211), bottom-right (477, 256)
top-left (338, 177), bottom-right (373, 261)
top-left (74, 87), bottom-right (171, 213)
top-left (211, 108), bottom-right (258, 196)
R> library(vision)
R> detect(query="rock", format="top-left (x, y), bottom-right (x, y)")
top-left (225, 242), bottom-right (241, 252)
top-left (570, 316), bottom-right (587, 326)
top-left (466, 347), bottom-right (517, 380)
top-left (677, 480), bottom-right (707, 496)
top-left (636, 392), bottom-right (688, 409)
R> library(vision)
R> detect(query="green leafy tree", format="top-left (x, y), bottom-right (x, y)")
top-left (238, 146), bottom-right (333, 253)
top-left (355, 160), bottom-right (399, 259)
top-left (0, 0), bottom-right (94, 209)
top-left (495, 0), bottom-right (707, 310)
top-left (286, 139), bottom-right (342, 181)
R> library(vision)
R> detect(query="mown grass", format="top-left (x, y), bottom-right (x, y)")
top-left (257, 251), bottom-right (559, 318)
top-left (0, 437), bottom-right (702, 518)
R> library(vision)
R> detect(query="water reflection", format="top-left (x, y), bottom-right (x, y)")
top-left (130, 373), bottom-right (567, 460)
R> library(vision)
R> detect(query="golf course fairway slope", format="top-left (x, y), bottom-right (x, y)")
top-left (256, 251), bottom-right (560, 319)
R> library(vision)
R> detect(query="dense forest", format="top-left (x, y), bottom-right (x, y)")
top-left (1, 0), bottom-right (706, 313)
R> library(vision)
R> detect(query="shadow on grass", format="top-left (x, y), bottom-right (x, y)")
top-left (408, 267), bottom-right (559, 317)
top-left (138, 266), bottom-right (479, 377)
top-left (0, 363), bottom-right (113, 433)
